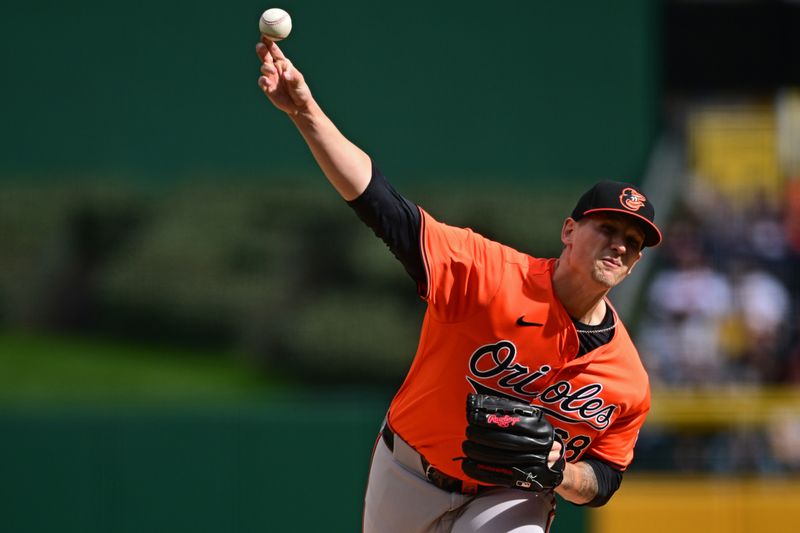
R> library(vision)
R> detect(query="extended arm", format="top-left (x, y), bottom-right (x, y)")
top-left (256, 37), bottom-right (370, 200)
top-left (256, 38), bottom-right (425, 283)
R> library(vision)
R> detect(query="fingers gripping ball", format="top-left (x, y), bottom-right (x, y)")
top-left (259, 8), bottom-right (292, 41)
top-left (461, 394), bottom-right (566, 491)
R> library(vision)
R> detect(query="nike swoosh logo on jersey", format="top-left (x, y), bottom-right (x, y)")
top-left (516, 316), bottom-right (544, 327)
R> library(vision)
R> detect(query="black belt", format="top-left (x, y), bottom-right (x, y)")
top-left (381, 423), bottom-right (486, 495)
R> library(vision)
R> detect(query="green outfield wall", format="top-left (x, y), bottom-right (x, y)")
top-left (0, 399), bottom-right (587, 533)
top-left (0, 0), bottom-right (658, 186)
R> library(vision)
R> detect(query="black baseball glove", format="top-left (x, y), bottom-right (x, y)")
top-left (461, 393), bottom-right (565, 491)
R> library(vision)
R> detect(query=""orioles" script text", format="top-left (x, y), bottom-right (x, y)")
top-left (468, 341), bottom-right (616, 430)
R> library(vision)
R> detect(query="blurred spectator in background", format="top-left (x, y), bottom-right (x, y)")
top-left (639, 217), bottom-right (733, 385)
top-left (729, 260), bottom-right (791, 382)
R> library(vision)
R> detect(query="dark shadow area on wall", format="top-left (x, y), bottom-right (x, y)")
top-left (663, 0), bottom-right (800, 94)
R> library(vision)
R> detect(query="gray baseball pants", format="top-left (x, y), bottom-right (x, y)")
top-left (363, 427), bottom-right (556, 533)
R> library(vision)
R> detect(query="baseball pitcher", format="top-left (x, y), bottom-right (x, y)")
top-left (256, 37), bottom-right (662, 533)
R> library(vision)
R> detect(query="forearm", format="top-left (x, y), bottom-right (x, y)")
top-left (290, 101), bottom-right (371, 201)
top-left (555, 461), bottom-right (599, 505)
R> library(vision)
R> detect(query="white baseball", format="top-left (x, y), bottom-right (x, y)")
top-left (259, 8), bottom-right (292, 41)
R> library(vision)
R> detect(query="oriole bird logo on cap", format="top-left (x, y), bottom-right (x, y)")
top-left (619, 188), bottom-right (647, 211)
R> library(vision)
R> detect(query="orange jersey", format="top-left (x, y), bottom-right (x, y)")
top-left (387, 209), bottom-right (651, 483)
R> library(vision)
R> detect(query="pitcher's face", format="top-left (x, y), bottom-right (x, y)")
top-left (561, 213), bottom-right (645, 289)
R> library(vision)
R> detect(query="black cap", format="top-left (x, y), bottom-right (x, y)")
top-left (571, 181), bottom-right (662, 247)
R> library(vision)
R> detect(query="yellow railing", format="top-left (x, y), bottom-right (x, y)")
top-left (648, 386), bottom-right (800, 428)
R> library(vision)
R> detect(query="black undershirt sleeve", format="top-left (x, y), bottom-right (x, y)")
top-left (346, 161), bottom-right (425, 284)
top-left (580, 457), bottom-right (624, 507)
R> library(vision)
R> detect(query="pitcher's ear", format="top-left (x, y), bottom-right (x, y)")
top-left (561, 217), bottom-right (577, 246)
